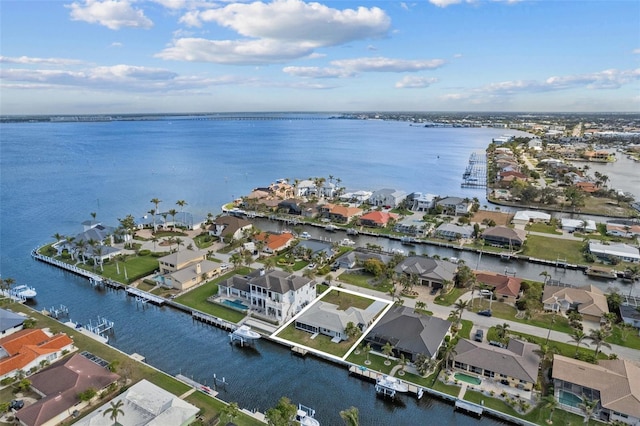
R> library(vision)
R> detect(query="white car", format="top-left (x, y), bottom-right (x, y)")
top-left (307, 263), bottom-right (316, 269)
top-left (220, 263), bottom-right (230, 271)
top-left (479, 289), bottom-right (492, 296)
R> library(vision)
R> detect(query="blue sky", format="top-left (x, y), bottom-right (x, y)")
top-left (1, 0), bottom-right (639, 114)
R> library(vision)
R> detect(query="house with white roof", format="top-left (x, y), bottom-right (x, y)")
top-left (436, 197), bottom-right (472, 216)
top-left (75, 379), bottom-right (199, 426)
top-left (156, 250), bottom-right (222, 290)
top-left (407, 192), bottom-right (438, 212)
top-left (369, 188), bottom-right (407, 208)
top-left (589, 241), bottom-right (640, 263)
top-left (433, 223), bottom-right (474, 240)
top-left (561, 218), bottom-right (596, 233)
top-left (219, 269), bottom-right (316, 324)
top-left (512, 210), bottom-right (551, 225)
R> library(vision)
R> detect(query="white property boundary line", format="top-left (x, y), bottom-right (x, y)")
top-left (268, 285), bottom-right (394, 363)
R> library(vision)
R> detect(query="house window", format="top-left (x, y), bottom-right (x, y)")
top-left (484, 370), bottom-right (495, 378)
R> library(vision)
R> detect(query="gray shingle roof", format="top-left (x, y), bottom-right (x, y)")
top-left (454, 338), bottom-right (540, 383)
top-left (0, 308), bottom-right (25, 333)
top-left (394, 256), bottom-right (457, 282)
top-left (366, 305), bottom-right (451, 358)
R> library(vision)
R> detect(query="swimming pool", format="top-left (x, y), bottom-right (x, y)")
top-left (559, 390), bottom-right (582, 407)
top-left (222, 299), bottom-right (249, 311)
top-left (454, 372), bottom-right (482, 385)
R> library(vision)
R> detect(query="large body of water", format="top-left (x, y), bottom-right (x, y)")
top-left (0, 115), bottom-right (633, 424)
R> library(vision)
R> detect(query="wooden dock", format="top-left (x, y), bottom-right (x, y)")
top-left (126, 287), bottom-right (165, 305)
top-left (191, 311), bottom-right (237, 331)
top-left (455, 400), bottom-right (484, 417)
top-left (291, 346), bottom-right (308, 357)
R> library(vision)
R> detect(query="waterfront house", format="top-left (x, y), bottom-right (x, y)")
top-left (588, 241), bottom-right (640, 263)
top-left (433, 223), bottom-right (474, 240)
top-left (620, 304), bottom-right (640, 329)
top-left (254, 232), bottom-right (295, 254)
top-left (365, 305), bottom-right (451, 361)
top-left (296, 179), bottom-right (336, 198)
top-left (474, 271), bottom-right (522, 304)
top-left (552, 355), bottom-right (640, 425)
top-left (481, 226), bottom-right (526, 248)
top-left (0, 308), bottom-right (25, 337)
top-left (295, 299), bottom-right (383, 342)
top-left (218, 269), bottom-right (316, 324)
top-left (453, 338), bottom-right (540, 392)
top-left (368, 188), bottom-right (407, 208)
top-left (499, 170), bottom-right (528, 183)
top-left (74, 379), bottom-right (199, 426)
top-left (407, 192), bottom-right (438, 212)
top-left (394, 256), bottom-right (458, 290)
top-left (16, 353), bottom-right (120, 426)
top-left (157, 250), bottom-right (221, 291)
top-left (359, 211), bottom-right (399, 228)
top-left (55, 221), bottom-right (122, 262)
top-left (575, 181), bottom-right (598, 193)
top-left (512, 210), bottom-right (551, 226)
top-left (269, 179), bottom-right (296, 199)
top-left (491, 188), bottom-right (512, 200)
top-left (542, 284), bottom-right (609, 322)
top-left (318, 203), bottom-right (363, 223)
top-left (0, 328), bottom-right (74, 381)
top-left (334, 249), bottom-right (392, 270)
top-left (560, 218), bottom-right (597, 233)
top-left (436, 197), bottom-right (472, 216)
top-left (277, 199), bottom-right (303, 215)
top-left (339, 190), bottom-right (373, 204)
top-left (606, 223), bottom-right (640, 239)
top-left (210, 215), bottom-right (253, 241)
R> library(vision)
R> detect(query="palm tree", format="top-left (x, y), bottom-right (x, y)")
top-left (495, 322), bottom-right (510, 341)
top-left (539, 270), bottom-right (551, 285)
top-left (222, 402), bottom-right (240, 424)
top-left (363, 343), bottom-right (372, 365)
top-left (150, 198), bottom-right (162, 231)
top-left (578, 395), bottom-right (599, 424)
top-left (382, 342), bottom-right (394, 365)
top-left (52, 232), bottom-right (64, 244)
top-left (339, 406), bottom-right (359, 426)
top-left (176, 199), bottom-right (187, 213)
top-left (103, 399), bottom-right (124, 425)
top-left (568, 329), bottom-right (590, 356)
top-left (452, 299), bottom-right (470, 324)
top-left (168, 208), bottom-right (178, 230)
top-left (541, 394), bottom-right (558, 424)
top-left (587, 327), bottom-right (612, 358)
top-left (344, 321), bottom-right (360, 340)
top-left (415, 300), bottom-right (427, 313)
top-left (397, 353), bottom-right (408, 375)
top-left (439, 341), bottom-right (457, 369)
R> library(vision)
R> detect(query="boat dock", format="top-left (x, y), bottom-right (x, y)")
top-left (126, 287), bottom-right (165, 305)
top-left (348, 365), bottom-right (425, 399)
top-left (45, 304), bottom-right (69, 319)
top-left (455, 400), bottom-right (484, 417)
top-left (461, 152), bottom-right (487, 188)
top-left (291, 346), bottom-right (308, 357)
top-left (191, 310), bottom-right (237, 331)
top-left (176, 374), bottom-right (219, 397)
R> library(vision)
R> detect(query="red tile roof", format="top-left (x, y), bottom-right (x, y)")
top-left (360, 211), bottom-right (398, 225)
top-left (0, 329), bottom-right (73, 376)
top-left (475, 271), bottom-right (522, 297)
top-left (256, 232), bottom-right (294, 251)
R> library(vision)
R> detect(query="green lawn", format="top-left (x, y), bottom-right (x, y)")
top-left (320, 289), bottom-right (375, 310)
top-left (464, 389), bottom-right (604, 426)
top-left (470, 298), bottom-right (574, 334)
top-left (185, 392), bottom-right (264, 426)
top-left (521, 235), bottom-right (585, 264)
top-left (434, 287), bottom-right (468, 306)
top-left (345, 351), bottom-right (395, 375)
top-left (276, 324), bottom-right (356, 358)
top-left (337, 272), bottom-right (394, 294)
top-left (78, 255), bottom-right (159, 284)
top-left (458, 319), bottom-right (473, 339)
top-left (526, 222), bottom-right (562, 235)
top-left (607, 323), bottom-right (640, 350)
top-left (504, 329), bottom-right (607, 360)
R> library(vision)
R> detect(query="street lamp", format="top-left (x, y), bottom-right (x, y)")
top-left (545, 312), bottom-right (556, 345)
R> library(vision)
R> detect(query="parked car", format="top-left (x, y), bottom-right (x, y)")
top-left (220, 263), bottom-right (230, 271)
top-left (331, 263), bottom-right (340, 271)
top-left (10, 400), bottom-right (24, 411)
top-left (307, 263), bottom-right (316, 269)
top-left (479, 289), bottom-right (492, 297)
top-left (477, 309), bottom-right (492, 317)
top-left (490, 341), bottom-right (506, 348)
top-left (474, 329), bottom-right (484, 342)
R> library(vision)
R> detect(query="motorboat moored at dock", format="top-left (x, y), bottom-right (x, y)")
top-left (375, 375), bottom-right (408, 397)
top-left (12, 284), bottom-right (37, 300)
top-left (295, 404), bottom-right (320, 426)
top-left (232, 325), bottom-right (261, 340)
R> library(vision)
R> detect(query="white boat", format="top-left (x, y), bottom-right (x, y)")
top-left (300, 232), bottom-right (311, 239)
top-left (346, 228), bottom-right (359, 236)
top-left (324, 225), bottom-right (338, 232)
top-left (340, 238), bottom-right (355, 246)
top-left (376, 375), bottom-right (409, 393)
top-left (391, 248), bottom-right (405, 255)
top-left (232, 325), bottom-right (261, 340)
top-left (295, 404), bottom-right (320, 426)
top-left (12, 285), bottom-right (37, 300)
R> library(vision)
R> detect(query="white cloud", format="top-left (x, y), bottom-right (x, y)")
top-left (395, 76), bottom-right (438, 88)
top-left (283, 66), bottom-right (356, 78)
top-left (110, 42), bottom-right (123, 48)
top-left (331, 57), bottom-right (445, 72)
top-left (170, 0), bottom-right (391, 64)
top-left (632, 48), bottom-right (640, 54)
top-left (156, 37), bottom-right (316, 64)
top-left (66, 0), bottom-right (153, 30)
top-left (190, 0), bottom-right (390, 45)
top-left (442, 68), bottom-right (640, 103)
top-left (0, 55), bottom-right (84, 66)
top-left (429, 0), bottom-right (522, 7)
